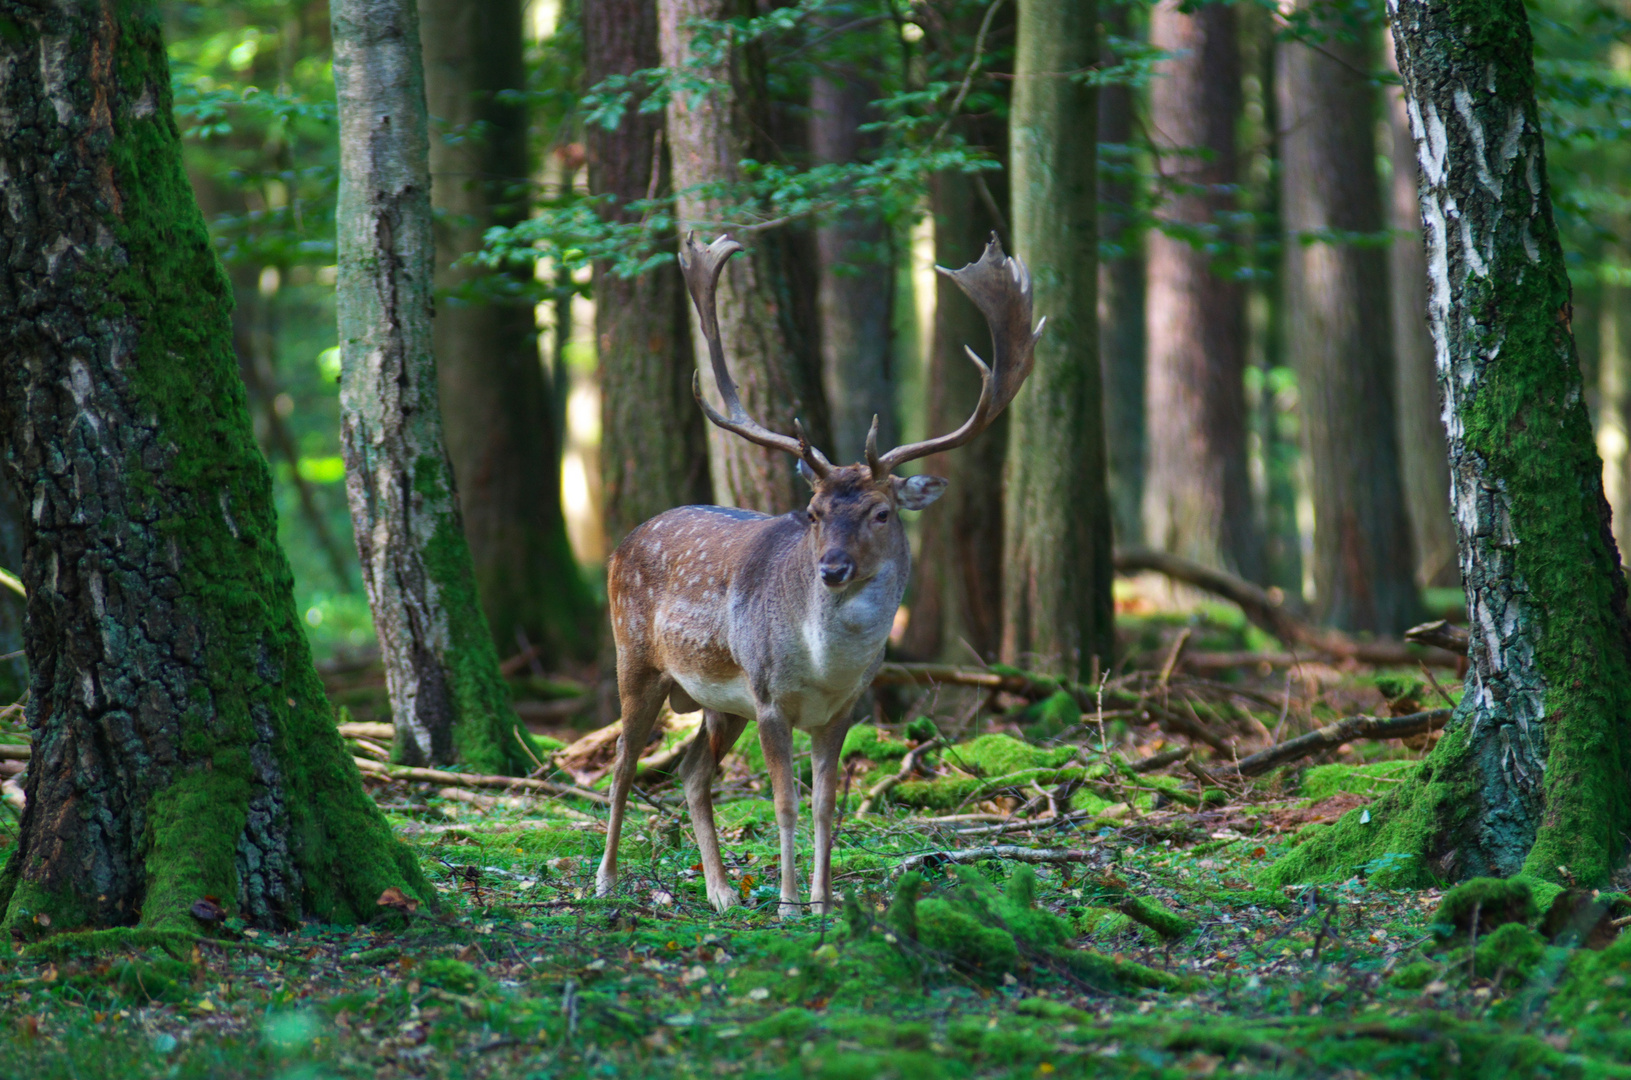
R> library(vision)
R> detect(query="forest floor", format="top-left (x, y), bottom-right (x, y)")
top-left (1, 608), bottom-right (1629, 1079)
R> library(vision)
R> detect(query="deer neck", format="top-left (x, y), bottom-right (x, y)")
top-left (792, 529), bottom-right (908, 674)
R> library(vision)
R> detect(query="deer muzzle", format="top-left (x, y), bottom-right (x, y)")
top-left (818, 552), bottom-right (856, 588)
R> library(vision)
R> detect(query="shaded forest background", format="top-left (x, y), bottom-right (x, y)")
top-left (7, 0), bottom-right (1626, 707)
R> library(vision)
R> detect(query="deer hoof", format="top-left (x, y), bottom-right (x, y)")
top-left (776, 900), bottom-right (802, 920)
top-left (707, 887), bottom-right (739, 914)
top-left (593, 869), bottom-right (616, 898)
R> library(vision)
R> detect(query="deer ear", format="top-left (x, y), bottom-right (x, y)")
top-left (798, 459), bottom-right (820, 487)
top-left (893, 474), bottom-right (948, 510)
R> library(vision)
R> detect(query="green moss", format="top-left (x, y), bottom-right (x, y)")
top-left (944, 733), bottom-right (1079, 776)
top-left (1388, 961), bottom-right (1438, 989)
top-left (1301, 761), bottom-right (1420, 801)
top-left (1431, 877), bottom-right (1536, 942)
top-left (419, 957), bottom-right (484, 994)
top-left (916, 897), bottom-right (1019, 975)
top-left (1120, 895), bottom-right (1195, 941)
top-left (840, 725), bottom-right (911, 764)
top-left (1472, 922), bottom-right (1545, 985)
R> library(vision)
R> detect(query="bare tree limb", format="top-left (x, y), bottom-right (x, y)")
top-left (1218, 709), bottom-right (1453, 777)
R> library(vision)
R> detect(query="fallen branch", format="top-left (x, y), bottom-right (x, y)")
top-left (338, 721), bottom-right (393, 742)
top-left (1404, 619), bottom-right (1470, 654)
top-left (353, 757), bottom-right (613, 805)
top-left (855, 737), bottom-right (943, 815)
top-left (0, 744), bottom-right (28, 761)
top-left (1219, 709), bottom-right (1452, 777)
top-left (1115, 549), bottom-right (1459, 667)
top-left (893, 845), bottom-right (1095, 876)
top-left (1127, 748), bottom-right (1190, 774)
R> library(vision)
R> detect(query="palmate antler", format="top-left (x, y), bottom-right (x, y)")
top-left (682, 231), bottom-right (1042, 481)
top-left (867, 233), bottom-right (1045, 479)
top-left (680, 232), bottom-right (835, 479)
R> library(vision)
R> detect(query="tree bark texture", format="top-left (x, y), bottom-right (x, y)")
top-left (898, 1), bottom-right (1014, 664)
top-left (1598, 275), bottom-right (1630, 557)
top-left (1098, 0), bottom-right (1145, 549)
top-left (1384, 26), bottom-right (1459, 589)
top-left (585, 0), bottom-right (711, 552)
top-left (1141, 0), bottom-right (1259, 580)
top-left (1278, 11), bottom-right (1419, 633)
top-left (0, 0), bottom-right (428, 932)
top-left (810, 9), bottom-right (895, 464)
top-left (660, 0), bottom-right (828, 514)
top-left (420, 0), bottom-right (594, 662)
top-left (1271, 0), bottom-right (1631, 889)
top-left (332, 0), bottom-right (535, 775)
top-left (1003, 0), bottom-right (1114, 678)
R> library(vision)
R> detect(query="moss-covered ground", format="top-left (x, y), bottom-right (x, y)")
top-left (4, 614), bottom-right (1630, 1078)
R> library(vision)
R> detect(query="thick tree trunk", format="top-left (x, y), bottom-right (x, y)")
top-left (1277, 9), bottom-right (1420, 633)
top-left (1098, 0), bottom-right (1145, 549)
top-left (1003, 0), bottom-right (1114, 678)
top-left (660, 0), bottom-right (828, 514)
top-left (898, 4), bottom-right (1014, 664)
top-left (1141, 0), bottom-right (1259, 579)
top-left (585, 0), bottom-right (711, 551)
top-left (810, 12), bottom-right (895, 464)
top-left (0, 0), bottom-right (427, 933)
top-left (1384, 27), bottom-right (1458, 589)
top-left (420, 0), bottom-right (594, 661)
top-left (332, 0), bottom-right (535, 775)
top-left (1270, 0), bottom-right (1631, 889)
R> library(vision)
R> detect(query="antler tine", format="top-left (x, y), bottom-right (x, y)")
top-left (680, 232), bottom-right (832, 478)
top-left (870, 234), bottom-right (1044, 478)
top-left (864, 414), bottom-right (882, 477)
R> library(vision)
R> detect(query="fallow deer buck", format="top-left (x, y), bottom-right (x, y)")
top-left (594, 231), bottom-right (1042, 917)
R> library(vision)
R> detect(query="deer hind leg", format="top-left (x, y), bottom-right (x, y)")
top-left (679, 708), bottom-right (750, 913)
top-left (755, 707), bottom-right (803, 919)
top-left (594, 667), bottom-right (669, 899)
top-left (807, 706), bottom-right (858, 916)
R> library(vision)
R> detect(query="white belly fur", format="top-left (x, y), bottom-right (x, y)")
top-left (671, 670), bottom-right (758, 721)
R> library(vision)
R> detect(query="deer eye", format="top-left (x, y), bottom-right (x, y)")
top-left (874, 509), bottom-right (890, 523)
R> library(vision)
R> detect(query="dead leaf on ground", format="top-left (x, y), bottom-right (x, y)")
top-left (377, 886), bottom-right (421, 914)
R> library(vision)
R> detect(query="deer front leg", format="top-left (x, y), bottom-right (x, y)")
top-left (679, 709), bottom-right (750, 913)
top-left (594, 670), bottom-right (668, 899)
top-left (755, 709), bottom-right (803, 919)
top-left (807, 711), bottom-right (854, 916)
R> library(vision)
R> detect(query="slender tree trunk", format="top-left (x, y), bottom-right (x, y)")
top-left (810, 10), bottom-right (895, 464)
top-left (1141, 0), bottom-right (1259, 579)
top-left (660, 0), bottom-right (828, 514)
top-left (1271, 0), bottom-right (1631, 888)
top-left (586, 0), bottom-right (711, 551)
top-left (1384, 26), bottom-right (1458, 590)
top-left (420, 0), bottom-right (594, 662)
top-left (1277, 9), bottom-right (1420, 633)
top-left (332, 0), bottom-right (535, 775)
top-left (0, 0), bottom-right (428, 933)
top-left (899, 2), bottom-right (1014, 663)
top-left (0, 482), bottom-right (23, 705)
top-left (1098, 0), bottom-right (1145, 549)
top-left (1003, 0), bottom-right (1113, 678)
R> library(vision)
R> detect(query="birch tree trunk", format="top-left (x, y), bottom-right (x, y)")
top-left (660, 0), bottom-right (828, 514)
top-left (0, 0), bottom-right (428, 933)
top-left (1002, 0), bottom-right (1114, 678)
top-left (1278, 6), bottom-right (1420, 633)
top-left (332, 0), bottom-right (535, 775)
top-left (1384, 26), bottom-right (1459, 589)
top-left (1141, 0), bottom-right (1259, 579)
top-left (1270, 0), bottom-right (1631, 888)
top-left (420, 0), bottom-right (594, 661)
top-left (586, 0), bottom-right (711, 551)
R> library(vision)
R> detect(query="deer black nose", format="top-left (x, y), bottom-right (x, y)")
top-left (819, 553), bottom-right (855, 587)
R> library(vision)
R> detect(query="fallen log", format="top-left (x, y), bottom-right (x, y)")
top-left (1219, 708), bottom-right (1452, 777)
top-left (1115, 549), bottom-right (1460, 667)
top-left (353, 756), bottom-right (612, 805)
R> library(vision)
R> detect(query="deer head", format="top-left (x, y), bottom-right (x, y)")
top-left (679, 231), bottom-right (1043, 589)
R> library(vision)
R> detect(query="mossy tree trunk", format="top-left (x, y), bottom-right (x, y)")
top-left (586, 0), bottom-right (712, 552)
top-left (1002, 0), bottom-right (1114, 679)
top-left (1098, 0), bottom-right (1145, 551)
top-left (898, 1), bottom-right (1014, 664)
top-left (660, 0), bottom-right (828, 514)
top-left (420, 0), bottom-right (595, 663)
top-left (1270, 0), bottom-right (1631, 889)
top-left (0, 0), bottom-right (428, 934)
top-left (1278, 3), bottom-right (1420, 633)
top-left (332, 0), bottom-right (535, 775)
top-left (1141, 0), bottom-right (1259, 580)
